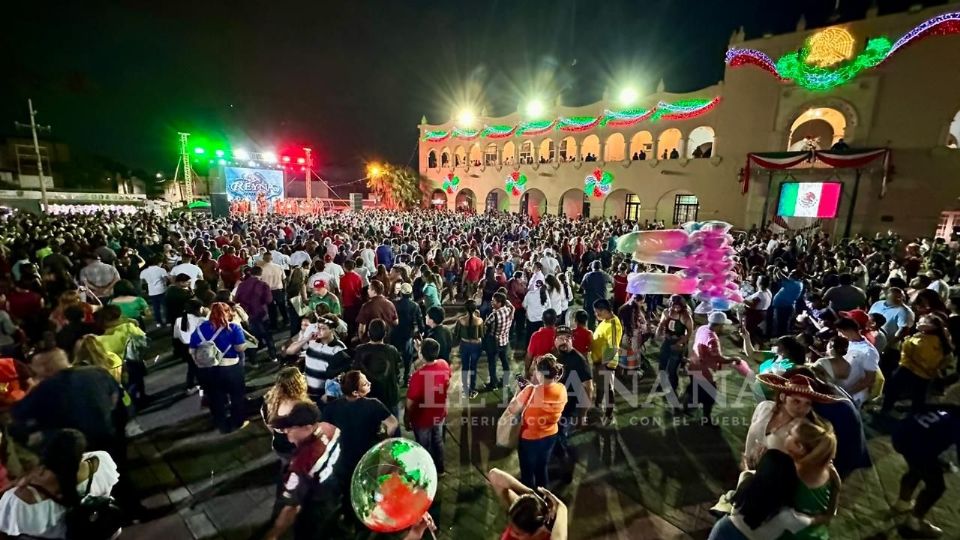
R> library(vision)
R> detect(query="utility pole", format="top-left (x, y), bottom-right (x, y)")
top-left (303, 147), bottom-right (313, 201)
top-left (14, 99), bottom-right (52, 212)
top-left (178, 132), bottom-right (194, 203)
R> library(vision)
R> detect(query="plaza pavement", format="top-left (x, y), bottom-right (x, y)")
top-left (119, 322), bottom-right (960, 540)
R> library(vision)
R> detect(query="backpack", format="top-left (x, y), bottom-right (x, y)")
top-left (192, 326), bottom-right (226, 368)
top-left (64, 471), bottom-right (123, 540)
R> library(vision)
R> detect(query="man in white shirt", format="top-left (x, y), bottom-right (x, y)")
top-left (359, 241), bottom-right (377, 274)
top-left (268, 243), bottom-right (291, 271)
top-left (289, 247), bottom-right (311, 269)
top-left (540, 249), bottom-right (561, 276)
top-left (169, 254), bottom-right (203, 289)
top-left (927, 269), bottom-right (950, 301)
top-left (140, 256), bottom-right (170, 326)
top-left (259, 252), bottom-right (287, 330)
top-left (836, 317), bottom-right (880, 406)
top-left (323, 255), bottom-right (344, 284)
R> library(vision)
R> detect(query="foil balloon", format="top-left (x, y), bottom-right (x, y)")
top-left (617, 221), bottom-right (742, 311)
top-left (351, 438), bottom-right (438, 533)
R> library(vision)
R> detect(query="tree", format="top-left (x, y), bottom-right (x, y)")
top-left (366, 164), bottom-right (425, 210)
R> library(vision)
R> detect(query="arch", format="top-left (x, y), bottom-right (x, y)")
top-left (485, 188), bottom-right (510, 212)
top-left (519, 140), bottom-right (534, 164)
top-left (604, 133), bottom-right (626, 162)
top-left (519, 188), bottom-right (547, 218)
top-left (580, 134), bottom-right (600, 161)
top-left (484, 143), bottom-right (499, 165)
top-left (558, 188), bottom-right (585, 219)
top-left (655, 189), bottom-right (699, 225)
top-left (788, 107), bottom-right (847, 150)
top-left (947, 109), bottom-right (960, 148)
top-left (454, 146), bottom-right (467, 167)
top-left (440, 147), bottom-right (451, 167)
top-left (502, 141), bottom-right (517, 165)
top-left (468, 144), bottom-right (483, 166)
top-left (430, 188), bottom-right (449, 210)
top-left (427, 149), bottom-right (438, 168)
top-left (686, 126), bottom-right (715, 158)
top-left (603, 189), bottom-right (640, 221)
top-left (657, 129), bottom-right (682, 160)
top-left (455, 188), bottom-right (476, 212)
top-left (629, 131), bottom-right (653, 160)
top-left (538, 139), bottom-right (556, 163)
top-left (559, 137), bottom-right (577, 162)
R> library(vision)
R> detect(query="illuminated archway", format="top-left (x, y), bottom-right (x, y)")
top-left (468, 144), bottom-right (483, 166)
top-left (454, 146), bottom-right (467, 167)
top-left (484, 143), bottom-right (499, 165)
top-left (519, 188), bottom-right (547, 218)
top-left (485, 188), bottom-right (510, 212)
top-left (657, 129), bottom-right (682, 159)
top-left (629, 131), bottom-right (653, 159)
top-left (456, 188), bottom-right (476, 212)
top-left (502, 141), bottom-right (516, 164)
top-left (686, 126), bottom-right (715, 158)
top-left (558, 189), bottom-right (585, 219)
top-left (427, 150), bottom-right (438, 168)
top-left (430, 189), bottom-right (449, 210)
top-left (440, 148), bottom-right (451, 167)
top-left (580, 135), bottom-right (600, 160)
top-left (519, 141), bottom-right (534, 164)
top-left (559, 137), bottom-right (577, 162)
top-left (538, 139), bottom-right (556, 162)
top-left (604, 133), bottom-right (626, 162)
top-left (604, 189), bottom-right (640, 221)
top-left (788, 108), bottom-right (847, 150)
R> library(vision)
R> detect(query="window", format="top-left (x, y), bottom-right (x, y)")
top-left (539, 139), bottom-right (555, 162)
top-left (485, 144), bottom-right (498, 165)
top-left (625, 194), bottom-right (641, 222)
top-left (673, 194), bottom-right (699, 224)
top-left (559, 137), bottom-right (577, 161)
top-left (520, 141), bottom-right (534, 164)
top-left (427, 150), bottom-right (438, 168)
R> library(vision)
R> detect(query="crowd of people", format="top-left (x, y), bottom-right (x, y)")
top-left (1, 205), bottom-right (959, 539)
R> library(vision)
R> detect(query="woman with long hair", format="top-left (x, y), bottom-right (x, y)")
top-left (881, 314), bottom-right (954, 414)
top-left (174, 299), bottom-right (207, 394)
top-left (544, 274), bottom-right (568, 325)
top-left (189, 302), bottom-right (251, 433)
top-left (0, 429), bottom-right (120, 539)
top-left (375, 264), bottom-right (391, 296)
top-left (109, 279), bottom-right (150, 326)
top-left (74, 334), bottom-right (123, 382)
top-left (522, 280), bottom-right (551, 340)
top-left (505, 354), bottom-right (567, 489)
top-left (743, 275), bottom-right (773, 346)
top-left (782, 417), bottom-right (841, 539)
top-left (198, 250), bottom-right (219, 286)
top-left (478, 266), bottom-right (500, 319)
top-left (96, 304), bottom-right (149, 404)
top-left (656, 294), bottom-right (694, 405)
top-left (193, 279), bottom-right (216, 307)
top-left (812, 336), bottom-right (851, 386)
top-left (260, 367), bottom-right (309, 459)
top-left (453, 299), bottom-right (485, 399)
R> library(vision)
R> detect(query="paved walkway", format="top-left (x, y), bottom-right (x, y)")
top-left (119, 324), bottom-right (960, 539)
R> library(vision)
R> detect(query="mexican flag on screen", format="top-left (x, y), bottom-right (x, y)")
top-left (777, 182), bottom-right (841, 218)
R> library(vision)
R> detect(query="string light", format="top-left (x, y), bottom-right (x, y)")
top-left (725, 48), bottom-right (782, 79)
top-left (558, 116), bottom-right (602, 132)
top-left (517, 120), bottom-right (556, 136)
top-left (482, 125), bottom-right (517, 139)
top-left (886, 11), bottom-right (960, 58)
top-left (776, 36), bottom-right (890, 91)
top-left (602, 108), bottom-right (654, 127)
top-left (805, 27), bottom-right (855, 67)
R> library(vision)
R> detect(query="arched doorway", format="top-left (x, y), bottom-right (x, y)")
top-left (427, 150), bottom-right (438, 168)
top-left (519, 141), bottom-right (534, 164)
top-left (485, 188), bottom-right (509, 213)
top-left (430, 189), bottom-right (449, 210)
top-left (484, 143), bottom-right (499, 165)
top-left (686, 126), bottom-right (715, 158)
top-left (559, 137), bottom-right (577, 162)
top-left (788, 108), bottom-right (846, 150)
top-left (655, 189), bottom-right (698, 225)
top-left (538, 139), bottom-right (556, 163)
top-left (603, 189), bottom-right (640, 221)
top-left (630, 131), bottom-right (653, 159)
top-left (454, 146), bottom-right (467, 167)
top-left (502, 141), bottom-right (517, 165)
top-left (468, 144), bottom-right (483, 166)
top-left (440, 148), bottom-right (451, 167)
top-left (559, 189), bottom-right (586, 219)
top-left (519, 188), bottom-right (547, 218)
top-left (581, 135), bottom-right (600, 161)
top-left (604, 133), bottom-right (626, 162)
top-left (657, 129), bottom-right (682, 159)
top-left (456, 189), bottom-right (476, 212)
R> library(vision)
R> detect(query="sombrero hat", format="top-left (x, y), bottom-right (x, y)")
top-left (756, 373), bottom-right (842, 404)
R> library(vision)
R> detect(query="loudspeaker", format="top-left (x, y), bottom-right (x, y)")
top-left (210, 194), bottom-right (230, 218)
top-left (349, 193), bottom-right (363, 211)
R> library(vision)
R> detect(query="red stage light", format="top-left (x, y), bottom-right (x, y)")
top-left (282, 156), bottom-right (291, 163)
top-left (297, 157), bottom-right (306, 165)
top-left (300, 166), bottom-right (306, 172)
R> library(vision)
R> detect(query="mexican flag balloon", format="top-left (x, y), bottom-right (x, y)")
top-left (506, 171), bottom-right (528, 196)
top-left (351, 438), bottom-right (438, 533)
top-left (777, 182), bottom-right (841, 218)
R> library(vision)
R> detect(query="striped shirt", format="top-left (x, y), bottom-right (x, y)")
top-left (304, 338), bottom-right (351, 397)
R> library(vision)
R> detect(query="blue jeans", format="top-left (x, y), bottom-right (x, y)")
top-left (485, 341), bottom-right (511, 388)
top-left (460, 341), bottom-right (482, 393)
top-left (554, 413), bottom-right (581, 465)
top-left (200, 362), bottom-right (246, 433)
top-left (148, 293), bottom-right (165, 325)
top-left (771, 305), bottom-right (794, 338)
top-left (658, 339), bottom-right (683, 406)
top-left (413, 424), bottom-right (445, 474)
top-left (707, 516), bottom-right (748, 540)
top-left (518, 433), bottom-right (557, 489)
top-left (249, 315), bottom-right (277, 360)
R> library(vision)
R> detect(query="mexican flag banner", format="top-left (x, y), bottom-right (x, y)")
top-left (777, 182), bottom-right (841, 218)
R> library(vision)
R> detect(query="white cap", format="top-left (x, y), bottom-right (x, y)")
top-left (708, 311), bottom-right (733, 325)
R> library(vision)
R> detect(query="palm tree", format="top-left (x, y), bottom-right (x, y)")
top-left (366, 164), bottom-right (425, 210)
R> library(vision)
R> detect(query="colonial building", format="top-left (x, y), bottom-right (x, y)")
top-left (417, 4), bottom-right (960, 239)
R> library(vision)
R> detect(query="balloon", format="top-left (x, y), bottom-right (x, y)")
top-left (351, 438), bottom-right (438, 533)
top-left (616, 230), bottom-right (690, 255)
top-left (626, 272), bottom-right (698, 295)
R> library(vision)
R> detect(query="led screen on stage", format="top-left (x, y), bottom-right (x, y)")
top-left (224, 167), bottom-right (284, 202)
top-left (777, 182), bottom-right (842, 218)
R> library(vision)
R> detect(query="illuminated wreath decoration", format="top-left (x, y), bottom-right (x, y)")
top-left (442, 173), bottom-right (460, 194)
top-left (584, 168), bottom-right (614, 198)
top-left (506, 171), bottom-right (528, 196)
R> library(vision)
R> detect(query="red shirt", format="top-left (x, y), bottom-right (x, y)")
top-left (463, 257), bottom-right (484, 283)
top-left (527, 327), bottom-right (556, 359)
top-left (339, 271), bottom-right (363, 309)
top-left (6, 289), bottom-right (43, 322)
top-left (613, 275), bottom-right (628, 305)
top-left (572, 326), bottom-right (593, 356)
top-left (218, 254), bottom-right (244, 275)
top-left (406, 360), bottom-right (452, 429)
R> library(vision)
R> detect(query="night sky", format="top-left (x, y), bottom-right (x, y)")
top-left (0, 0), bottom-right (945, 186)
